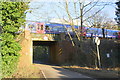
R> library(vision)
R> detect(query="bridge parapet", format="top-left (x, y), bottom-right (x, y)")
top-left (31, 33), bottom-right (60, 41)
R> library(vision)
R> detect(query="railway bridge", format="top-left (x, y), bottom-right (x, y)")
top-left (19, 30), bottom-right (74, 66)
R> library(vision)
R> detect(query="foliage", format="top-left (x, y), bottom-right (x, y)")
top-left (0, 2), bottom-right (29, 78)
top-left (61, 39), bottom-right (119, 68)
top-left (115, 1), bottom-right (120, 30)
top-left (33, 46), bottom-right (49, 63)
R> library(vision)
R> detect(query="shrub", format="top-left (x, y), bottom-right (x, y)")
top-left (0, 2), bottom-right (29, 78)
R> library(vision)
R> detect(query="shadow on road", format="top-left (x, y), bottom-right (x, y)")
top-left (34, 61), bottom-right (118, 80)
top-left (33, 60), bottom-right (60, 66)
top-left (34, 62), bottom-right (96, 80)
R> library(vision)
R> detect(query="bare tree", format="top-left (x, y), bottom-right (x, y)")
top-left (86, 11), bottom-right (117, 38)
top-left (54, 0), bottom-right (112, 40)
top-left (26, 0), bottom-right (114, 68)
top-left (87, 12), bottom-right (116, 29)
top-left (52, 0), bottom-right (113, 68)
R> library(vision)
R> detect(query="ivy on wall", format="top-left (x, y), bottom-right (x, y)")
top-left (0, 2), bottom-right (29, 77)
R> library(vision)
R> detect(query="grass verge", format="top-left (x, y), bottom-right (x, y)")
top-left (6, 64), bottom-right (44, 78)
top-left (62, 66), bottom-right (119, 79)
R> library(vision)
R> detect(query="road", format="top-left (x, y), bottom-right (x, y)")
top-left (34, 63), bottom-right (95, 80)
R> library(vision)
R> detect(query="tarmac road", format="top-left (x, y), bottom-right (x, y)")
top-left (35, 63), bottom-right (95, 80)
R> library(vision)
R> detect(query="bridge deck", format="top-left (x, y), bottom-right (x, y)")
top-left (31, 33), bottom-right (60, 41)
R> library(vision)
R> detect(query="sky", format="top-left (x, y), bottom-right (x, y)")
top-left (26, 0), bottom-right (118, 23)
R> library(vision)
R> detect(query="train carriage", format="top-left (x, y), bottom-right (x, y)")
top-left (26, 22), bottom-right (45, 33)
top-left (23, 22), bottom-right (120, 39)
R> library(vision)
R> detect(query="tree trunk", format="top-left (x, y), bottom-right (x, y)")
top-left (102, 28), bottom-right (105, 38)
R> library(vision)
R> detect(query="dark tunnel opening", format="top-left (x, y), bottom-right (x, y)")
top-left (33, 41), bottom-right (57, 64)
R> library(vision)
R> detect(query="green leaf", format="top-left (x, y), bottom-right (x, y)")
top-left (1, 2), bottom-right (29, 78)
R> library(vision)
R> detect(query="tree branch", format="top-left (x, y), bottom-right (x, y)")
top-left (83, 5), bottom-right (106, 22)
top-left (83, 1), bottom-right (99, 16)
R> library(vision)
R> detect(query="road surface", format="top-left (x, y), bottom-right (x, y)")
top-left (34, 63), bottom-right (95, 80)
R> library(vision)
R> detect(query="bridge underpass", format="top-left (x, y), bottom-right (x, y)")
top-left (19, 30), bottom-right (74, 66)
top-left (33, 41), bottom-right (58, 64)
top-left (18, 31), bottom-right (94, 79)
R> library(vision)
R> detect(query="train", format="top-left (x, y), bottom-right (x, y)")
top-left (23, 22), bottom-right (120, 39)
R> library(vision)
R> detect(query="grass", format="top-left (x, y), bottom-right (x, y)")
top-left (62, 65), bottom-right (119, 78)
top-left (6, 64), bottom-right (44, 78)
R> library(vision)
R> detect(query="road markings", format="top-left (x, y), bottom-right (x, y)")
top-left (35, 64), bottom-right (47, 80)
top-left (41, 68), bottom-right (47, 80)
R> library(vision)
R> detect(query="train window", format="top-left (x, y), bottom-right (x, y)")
top-left (52, 26), bottom-right (59, 31)
top-left (28, 24), bottom-right (35, 31)
top-left (28, 24), bottom-right (32, 28)
top-left (41, 25), bottom-right (43, 30)
top-left (59, 27), bottom-right (67, 32)
top-left (53, 28), bottom-right (58, 31)
top-left (45, 26), bottom-right (50, 30)
top-left (67, 27), bottom-right (72, 32)
top-left (37, 27), bottom-right (40, 30)
top-left (37, 24), bottom-right (40, 30)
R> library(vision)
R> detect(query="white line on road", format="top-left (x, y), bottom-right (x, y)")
top-left (36, 64), bottom-right (48, 80)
